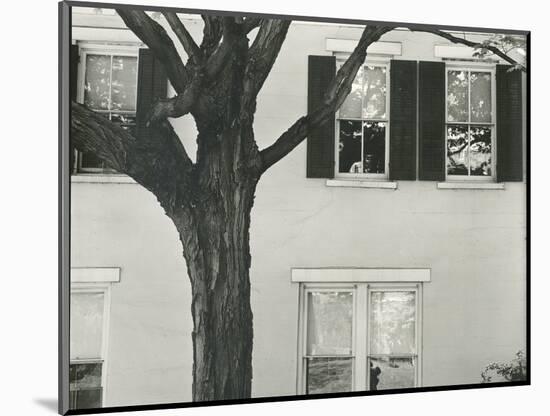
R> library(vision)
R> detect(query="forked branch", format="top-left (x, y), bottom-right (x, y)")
top-left (259, 26), bottom-right (392, 172)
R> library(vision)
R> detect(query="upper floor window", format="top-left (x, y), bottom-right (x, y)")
top-left (73, 45), bottom-right (138, 174)
top-left (446, 67), bottom-right (495, 180)
top-left (336, 62), bottom-right (390, 179)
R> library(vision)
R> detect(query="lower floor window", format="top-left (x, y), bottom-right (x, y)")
top-left (299, 283), bottom-right (421, 394)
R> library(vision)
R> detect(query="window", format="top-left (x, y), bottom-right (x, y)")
top-left (336, 62), bottom-right (390, 179)
top-left (73, 45), bottom-right (138, 174)
top-left (298, 281), bottom-right (421, 394)
top-left (70, 288), bottom-right (110, 409)
top-left (446, 67), bottom-right (495, 180)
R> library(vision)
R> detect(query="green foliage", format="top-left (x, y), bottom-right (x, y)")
top-left (481, 350), bottom-right (526, 383)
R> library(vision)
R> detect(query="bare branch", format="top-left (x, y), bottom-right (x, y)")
top-left (71, 102), bottom-right (194, 209)
top-left (243, 17), bottom-right (264, 33)
top-left (162, 12), bottom-right (203, 65)
top-left (242, 19), bottom-right (291, 107)
top-left (200, 15), bottom-right (223, 57)
top-left (259, 26), bottom-right (392, 172)
top-left (204, 17), bottom-right (245, 79)
top-left (116, 9), bottom-right (188, 92)
top-left (409, 27), bottom-right (526, 72)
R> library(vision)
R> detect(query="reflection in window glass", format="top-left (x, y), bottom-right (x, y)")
top-left (470, 72), bottom-right (492, 123)
top-left (369, 357), bottom-right (415, 391)
top-left (447, 70), bottom-right (468, 122)
top-left (339, 120), bottom-right (363, 173)
top-left (363, 66), bottom-right (387, 119)
top-left (363, 122), bottom-right (386, 174)
top-left (447, 125), bottom-right (469, 176)
top-left (69, 363), bottom-right (103, 409)
top-left (70, 292), bottom-right (105, 360)
top-left (306, 292), bottom-right (353, 356)
top-left (470, 126), bottom-right (492, 176)
top-left (306, 357), bottom-right (353, 394)
top-left (111, 56), bottom-right (138, 112)
top-left (370, 291), bottom-right (416, 355)
top-left (339, 67), bottom-right (363, 119)
top-left (84, 55), bottom-right (111, 110)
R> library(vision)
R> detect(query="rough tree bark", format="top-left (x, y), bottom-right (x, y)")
top-left (70, 11), bottom-right (522, 401)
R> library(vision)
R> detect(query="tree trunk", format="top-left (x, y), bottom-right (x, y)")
top-left (175, 119), bottom-right (260, 402)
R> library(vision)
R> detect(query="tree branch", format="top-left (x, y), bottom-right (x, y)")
top-left (243, 17), bottom-right (264, 33)
top-left (205, 17), bottom-right (245, 79)
top-left (242, 19), bottom-right (291, 108)
top-left (200, 15), bottom-right (223, 57)
top-left (116, 9), bottom-right (188, 92)
top-left (409, 27), bottom-right (526, 72)
top-left (259, 26), bottom-right (392, 172)
top-left (71, 102), bottom-right (194, 210)
top-left (162, 12), bottom-right (203, 65)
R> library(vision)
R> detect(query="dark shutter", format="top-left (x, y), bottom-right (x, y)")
top-left (418, 61), bottom-right (446, 181)
top-left (136, 48), bottom-right (168, 138)
top-left (306, 55), bottom-right (336, 178)
top-left (496, 65), bottom-right (523, 182)
top-left (389, 60), bottom-right (417, 180)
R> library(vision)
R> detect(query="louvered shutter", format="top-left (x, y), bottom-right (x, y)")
top-left (496, 65), bottom-right (523, 182)
top-left (418, 61), bottom-right (446, 181)
top-left (306, 55), bottom-right (336, 178)
top-left (389, 60), bottom-right (418, 180)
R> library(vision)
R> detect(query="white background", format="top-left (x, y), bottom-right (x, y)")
top-left (1, 0), bottom-right (546, 414)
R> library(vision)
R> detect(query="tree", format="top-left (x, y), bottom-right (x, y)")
top-left (70, 11), bottom-right (525, 401)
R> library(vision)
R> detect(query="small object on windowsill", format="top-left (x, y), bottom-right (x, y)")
top-left (436, 182), bottom-right (505, 190)
top-left (326, 179), bottom-right (397, 189)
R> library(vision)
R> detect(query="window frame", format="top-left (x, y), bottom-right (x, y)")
top-left (74, 43), bottom-right (140, 175)
top-left (297, 281), bottom-right (423, 394)
top-left (335, 58), bottom-right (391, 180)
top-left (444, 62), bottom-right (497, 182)
top-left (70, 282), bottom-right (113, 408)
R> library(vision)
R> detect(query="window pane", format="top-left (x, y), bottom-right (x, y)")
top-left (70, 388), bottom-right (103, 410)
top-left (79, 151), bottom-right (105, 170)
top-left (111, 56), bottom-right (138, 111)
top-left (447, 125), bottom-right (469, 176)
top-left (363, 66), bottom-right (386, 119)
top-left (339, 120), bottom-right (363, 173)
top-left (306, 357), bottom-right (353, 394)
top-left (339, 66), bottom-right (363, 119)
top-left (307, 291), bottom-right (353, 355)
top-left (470, 126), bottom-right (492, 176)
top-left (370, 291), bottom-right (415, 355)
top-left (470, 72), bottom-right (492, 123)
top-left (447, 70), bottom-right (468, 122)
top-left (70, 292), bottom-right (104, 359)
top-left (363, 122), bottom-right (386, 174)
top-left (369, 357), bottom-right (415, 390)
top-left (112, 113), bottom-right (137, 136)
top-left (70, 363), bottom-right (102, 390)
top-left (84, 55), bottom-right (111, 110)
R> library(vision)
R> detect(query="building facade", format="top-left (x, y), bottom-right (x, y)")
top-left (69, 7), bottom-right (527, 409)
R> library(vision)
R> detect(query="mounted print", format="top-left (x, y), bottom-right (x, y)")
top-left (58, 1), bottom-right (530, 414)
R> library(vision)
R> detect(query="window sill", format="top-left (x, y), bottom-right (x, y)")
top-left (71, 174), bottom-right (136, 184)
top-left (437, 182), bottom-right (504, 190)
top-left (326, 179), bottom-right (397, 189)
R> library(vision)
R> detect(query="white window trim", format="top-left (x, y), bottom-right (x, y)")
top-left (71, 267), bottom-right (121, 283)
top-left (296, 278), bottom-right (423, 394)
top-left (334, 59), bottom-right (391, 181)
top-left (444, 63), bottom-right (497, 183)
top-left (70, 280), bottom-right (113, 407)
top-left (72, 43), bottom-right (139, 180)
top-left (327, 39), bottom-right (402, 56)
top-left (292, 268), bottom-right (430, 283)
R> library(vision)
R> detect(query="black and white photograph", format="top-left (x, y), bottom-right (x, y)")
top-left (58, 0), bottom-right (530, 413)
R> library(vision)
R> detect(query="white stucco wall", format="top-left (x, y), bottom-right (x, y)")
top-left (71, 10), bottom-right (527, 407)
